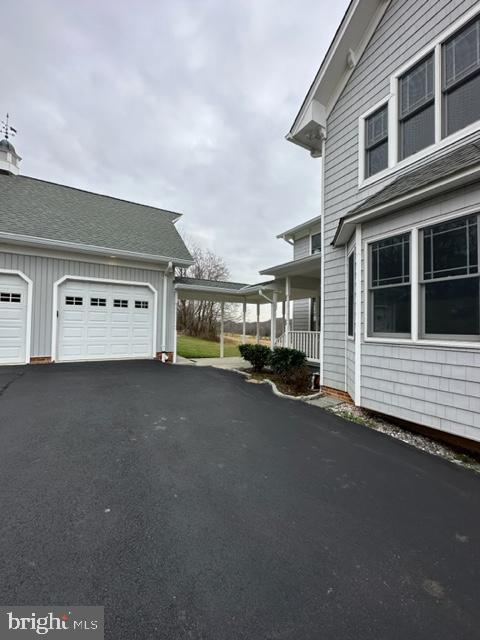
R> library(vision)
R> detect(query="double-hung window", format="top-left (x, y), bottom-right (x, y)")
top-left (443, 16), bottom-right (480, 137)
top-left (369, 233), bottom-right (411, 336)
top-left (347, 251), bottom-right (355, 338)
top-left (311, 232), bottom-right (322, 254)
top-left (399, 55), bottom-right (435, 160)
top-left (365, 105), bottom-right (388, 177)
top-left (421, 214), bottom-right (480, 338)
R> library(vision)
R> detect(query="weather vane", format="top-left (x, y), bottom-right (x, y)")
top-left (1, 113), bottom-right (17, 140)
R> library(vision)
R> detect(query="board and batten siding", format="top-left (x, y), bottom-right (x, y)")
top-left (292, 234), bottom-right (311, 330)
top-left (0, 249), bottom-right (173, 358)
top-left (322, 0), bottom-right (479, 393)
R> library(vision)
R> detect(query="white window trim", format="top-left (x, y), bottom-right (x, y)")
top-left (346, 245), bottom-right (356, 340)
top-left (358, 4), bottom-right (480, 189)
top-left (364, 209), bottom-right (480, 349)
top-left (51, 275), bottom-right (158, 362)
top-left (0, 268), bottom-right (33, 365)
top-left (309, 229), bottom-right (322, 256)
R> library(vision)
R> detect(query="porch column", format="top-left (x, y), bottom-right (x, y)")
top-left (281, 302), bottom-right (286, 346)
top-left (285, 276), bottom-right (291, 349)
top-left (256, 304), bottom-right (260, 344)
top-left (242, 301), bottom-right (247, 344)
top-left (220, 302), bottom-right (225, 358)
top-left (173, 290), bottom-right (178, 363)
top-left (270, 291), bottom-right (278, 350)
top-left (316, 294), bottom-right (320, 331)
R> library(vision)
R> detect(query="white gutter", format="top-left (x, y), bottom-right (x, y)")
top-left (161, 261), bottom-right (173, 359)
top-left (0, 231), bottom-right (194, 267)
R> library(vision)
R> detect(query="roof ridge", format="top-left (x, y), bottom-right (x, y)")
top-left (15, 174), bottom-right (183, 219)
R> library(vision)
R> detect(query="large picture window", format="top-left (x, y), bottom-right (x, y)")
top-left (443, 16), bottom-right (480, 137)
top-left (422, 215), bottom-right (480, 337)
top-left (365, 105), bottom-right (388, 177)
top-left (399, 55), bottom-right (435, 160)
top-left (348, 251), bottom-right (355, 337)
top-left (369, 233), bottom-right (411, 335)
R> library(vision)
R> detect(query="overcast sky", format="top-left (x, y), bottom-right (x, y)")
top-left (3, 0), bottom-right (348, 283)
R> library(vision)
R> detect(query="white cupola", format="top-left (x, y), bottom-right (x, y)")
top-left (0, 138), bottom-right (21, 175)
top-left (0, 114), bottom-right (21, 175)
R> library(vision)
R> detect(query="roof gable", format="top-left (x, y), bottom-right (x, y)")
top-left (0, 174), bottom-right (192, 264)
top-left (287, 0), bottom-right (391, 156)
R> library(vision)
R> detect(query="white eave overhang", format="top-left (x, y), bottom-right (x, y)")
top-left (333, 163), bottom-right (480, 246)
top-left (0, 231), bottom-right (194, 267)
top-left (286, 0), bottom-right (391, 157)
top-left (259, 252), bottom-right (321, 278)
top-left (277, 213), bottom-right (322, 243)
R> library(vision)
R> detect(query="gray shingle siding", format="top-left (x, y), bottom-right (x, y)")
top-left (322, 0), bottom-right (479, 403)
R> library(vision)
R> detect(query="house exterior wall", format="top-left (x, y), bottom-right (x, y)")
top-left (292, 234), bottom-right (311, 330)
top-left (0, 247), bottom-right (175, 358)
top-left (320, 0), bottom-right (480, 440)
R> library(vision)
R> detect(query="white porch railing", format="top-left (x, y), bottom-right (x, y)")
top-left (274, 331), bottom-right (321, 362)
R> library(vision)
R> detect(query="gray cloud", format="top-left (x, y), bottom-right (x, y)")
top-left (3, 0), bottom-right (348, 282)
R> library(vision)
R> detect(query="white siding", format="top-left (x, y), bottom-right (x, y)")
top-left (293, 234), bottom-right (311, 329)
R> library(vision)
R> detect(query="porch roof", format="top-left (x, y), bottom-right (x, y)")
top-left (259, 252), bottom-right (321, 278)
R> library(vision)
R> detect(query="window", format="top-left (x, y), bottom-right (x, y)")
top-left (422, 214), bottom-right (480, 337)
top-left (370, 233), bottom-right (411, 335)
top-left (90, 298), bottom-right (106, 307)
top-left (113, 299), bottom-right (128, 308)
top-left (348, 252), bottom-right (355, 337)
top-left (0, 292), bottom-right (21, 303)
top-left (135, 300), bottom-right (149, 309)
top-left (399, 55), bottom-right (435, 160)
top-left (443, 17), bottom-right (480, 137)
top-left (311, 232), bottom-right (322, 254)
top-left (365, 105), bottom-right (388, 177)
top-left (65, 296), bottom-right (83, 306)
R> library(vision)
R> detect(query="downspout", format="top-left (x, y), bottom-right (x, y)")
top-left (161, 261), bottom-right (173, 361)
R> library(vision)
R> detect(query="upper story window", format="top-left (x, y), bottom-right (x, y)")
top-left (443, 16), bottom-right (480, 137)
top-left (311, 232), bottom-right (322, 254)
top-left (399, 55), bottom-right (435, 160)
top-left (365, 105), bottom-right (388, 177)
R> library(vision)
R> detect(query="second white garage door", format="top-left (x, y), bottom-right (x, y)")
top-left (57, 280), bottom-right (155, 362)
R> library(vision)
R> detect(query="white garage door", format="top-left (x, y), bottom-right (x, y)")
top-left (57, 280), bottom-right (155, 362)
top-left (0, 272), bottom-right (29, 365)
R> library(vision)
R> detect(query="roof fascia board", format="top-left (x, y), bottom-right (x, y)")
top-left (333, 164), bottom-right (480, 246)
top-left (259, 252), bottom-right (322, 276)
top-left (0, 231), bottom-right (194, 267)
top-left (277, 215), bottom-right (322, 241)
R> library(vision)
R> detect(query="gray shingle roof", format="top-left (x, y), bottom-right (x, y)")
top-left (351, 141), bottom-right (480, 216)
top-left (0, 174), bottom-right (192, 262)
top-left (175, 277), bottom-right (249, 290)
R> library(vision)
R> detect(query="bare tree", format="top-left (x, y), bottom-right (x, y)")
top-left (177, 243), bottom-right (235, 339)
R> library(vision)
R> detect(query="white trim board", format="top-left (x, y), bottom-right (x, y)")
top-left (51, 275), bottom-right (159, 362)
top-left (0, 268), bottom-right (33, 365)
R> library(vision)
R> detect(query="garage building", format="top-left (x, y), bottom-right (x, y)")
top-left (0, 137), bottom-right (192, 365)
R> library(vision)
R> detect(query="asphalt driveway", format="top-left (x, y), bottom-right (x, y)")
top-left (0, 361), bottom-right (478, 640)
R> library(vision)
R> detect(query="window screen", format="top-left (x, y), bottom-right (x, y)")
top-left (370, 233), bottom-right (411, 335)
top-left (365, 105), bottom-right (388, 177)
top-left (422, 214), bottom-right (480, 337)
top-left (399, 55), bottom-right (435, 159)
top-left (348, 252), bottom-right (355, 337)
top-left (443, 17), bottom-right (480, 136)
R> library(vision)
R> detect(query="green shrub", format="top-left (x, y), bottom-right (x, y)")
top-left (238, 343), bottom-right (271, 372)
top-left (269, 347), bottom-right (307, 381)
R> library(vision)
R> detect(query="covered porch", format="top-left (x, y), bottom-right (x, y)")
top-left (174, 252), bottom-right (321, 364)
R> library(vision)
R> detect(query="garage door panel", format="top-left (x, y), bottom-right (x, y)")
top-left (58, 280), bottom-right (155, 362)
top-left (0, 274), bottom-right (28, 364)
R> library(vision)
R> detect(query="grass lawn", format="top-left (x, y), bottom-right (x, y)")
top-left (177, 335), bottom-right (241, 359)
